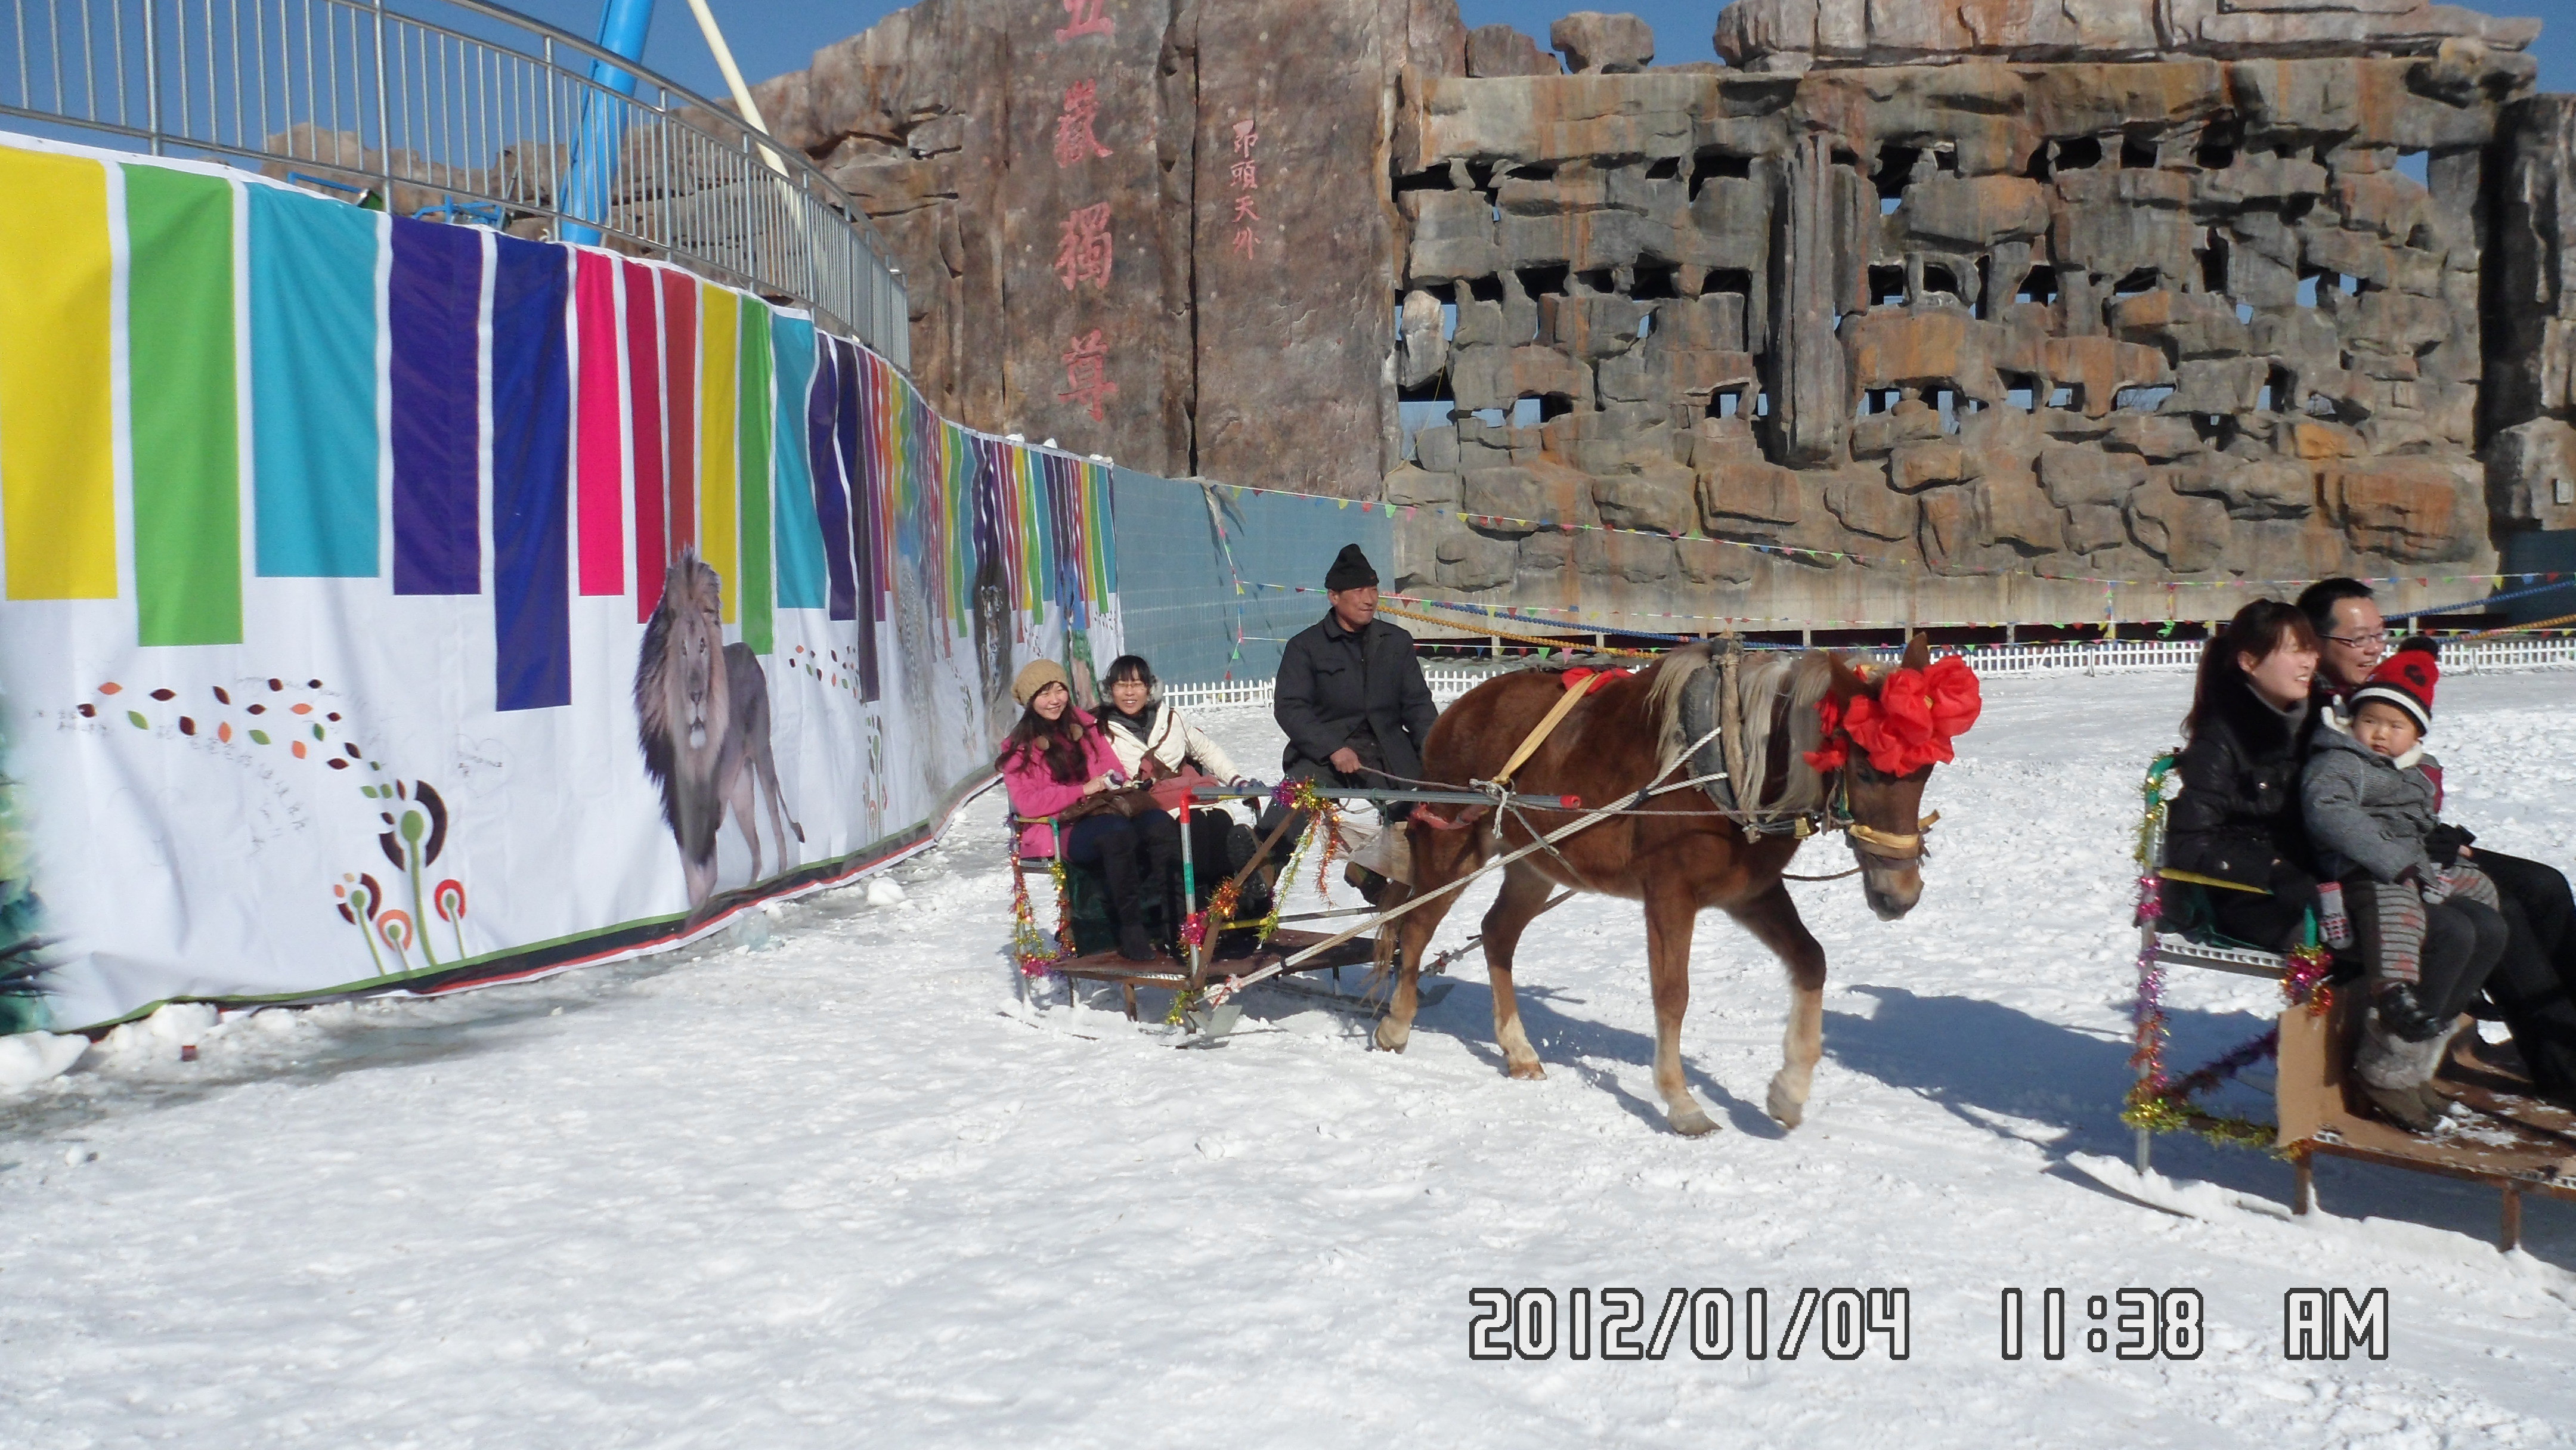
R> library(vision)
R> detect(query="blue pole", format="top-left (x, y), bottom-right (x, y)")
top-left (559, 0), bottom-right (657, 246)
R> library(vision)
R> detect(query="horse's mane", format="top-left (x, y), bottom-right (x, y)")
top-left (1644, 645), bottom-right (1837, 819)
top-left (633, 549), bottom-right (719, 833)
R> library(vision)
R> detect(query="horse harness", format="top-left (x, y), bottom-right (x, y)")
top-left (1470, 644), bottom-right (1939, 878)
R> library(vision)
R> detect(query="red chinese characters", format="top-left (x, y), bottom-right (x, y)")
top-left (1053, 0), bottom-right (1114, 41)
top-left (1052, 79), bottom-right (1113, 168)
top-left (1228, 118), bottom-right (1263, 259)
top-left (1059, 329), bottom-right (1117, 421)
top-left (1053, 203), bottom-right (1113, 292)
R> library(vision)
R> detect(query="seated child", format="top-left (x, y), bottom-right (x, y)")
top-left (2298, 640), bottom-right (2509, 1130)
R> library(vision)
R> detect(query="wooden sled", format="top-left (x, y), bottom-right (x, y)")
top-left (1013, 805), bottom-right (1400, 1037)
top-left (2277, 993), bottom-right (2576, 1251)
top-left (2136, 752), bottom-right (2574, 1249)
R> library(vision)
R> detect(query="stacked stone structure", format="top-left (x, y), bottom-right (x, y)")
top-left (748, 0), bottom-right (2567, 627)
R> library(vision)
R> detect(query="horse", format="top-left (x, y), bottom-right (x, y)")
top-left (634, 550), bottom-right (804, 909)
top-left (1371, 636), bottom-right (1956, 1136)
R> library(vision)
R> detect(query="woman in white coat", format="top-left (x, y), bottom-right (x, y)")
top-left (1095, 655), bottom-right (1254, 906)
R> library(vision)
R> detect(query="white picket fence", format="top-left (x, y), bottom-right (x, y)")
top-left (1158, 635), bottom-right (2576, 714)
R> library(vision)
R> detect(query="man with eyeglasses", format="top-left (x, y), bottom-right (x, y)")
top-left (2297, 578), bottom-right (2576, 1105)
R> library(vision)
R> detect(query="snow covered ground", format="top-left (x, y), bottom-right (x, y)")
top-left (4, 670), bottom-right (2575, 1448)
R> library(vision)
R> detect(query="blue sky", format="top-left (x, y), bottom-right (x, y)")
top-left (496, 0), bottom-right (2570, 104)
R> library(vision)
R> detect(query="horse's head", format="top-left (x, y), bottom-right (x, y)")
top-left (1821, 636), bottom-right (1978, 922)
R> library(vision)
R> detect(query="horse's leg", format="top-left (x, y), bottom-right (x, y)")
top-left (1724, 881), bottom-right (1828, 1129)
top-left (1373, 822), bottom-right (1476, 1054)
top-left (1643, 882), bottom-right (1719, 1135)
top-left (1481, 861), bottom-right (1559, 1081)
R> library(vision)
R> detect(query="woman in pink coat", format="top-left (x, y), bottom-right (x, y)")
top-left (998, 660), bottom-right (1182, 962)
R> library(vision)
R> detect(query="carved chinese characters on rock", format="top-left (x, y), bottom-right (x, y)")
top-left (1054, 203), bottom-right (1114, 292)
top-left (1228, 119), bottom-right (1262, 259)
top-left (1052, 79), bottom-right (1113, 168)
top-left (1045, 1), bottom-right (1116, 429)
top-left (1060, 329), bottom-right (1117, 421)
top-left (1053, 0), bottom-right (1113, 42)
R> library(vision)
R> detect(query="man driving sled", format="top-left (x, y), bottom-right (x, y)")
top-left (1261, 545), bottom-right (1439, 902)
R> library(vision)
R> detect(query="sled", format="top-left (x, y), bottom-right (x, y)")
top-left (2135, 753), bottom-right (2576, 1250)
top-left (1010, 806), bottom-right (1389, 1034)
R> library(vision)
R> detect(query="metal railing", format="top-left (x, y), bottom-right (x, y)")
top-left (2, 0), bottom-right (908, 361)
top-left (1158, 636), bottom-right (2576, 712)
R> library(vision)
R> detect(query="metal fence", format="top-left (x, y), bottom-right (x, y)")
top-left (1159, 636), bottom-right (2576, 714)
top-left (1, 0), bottom-right (908, 360)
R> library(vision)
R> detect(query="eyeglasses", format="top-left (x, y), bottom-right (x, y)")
top-left (2323, 632), bottom-right (2389, 650)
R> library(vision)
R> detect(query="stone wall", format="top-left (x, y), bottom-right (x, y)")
top-left (750, 0), bottom-right (2565, 627)
top-left (2489, 96), bottom-right (2576, 535)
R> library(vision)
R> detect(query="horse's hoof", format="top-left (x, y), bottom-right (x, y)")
top-left (1668, 1102), bottom-right (1721, 1136)
top-left (1506, 1058), bottom-right (1546, 1081)
top-left (1373, 1021), bottom-right (1410, 1054)
top-left (1766, 1077), bottom-right (1807, 1130)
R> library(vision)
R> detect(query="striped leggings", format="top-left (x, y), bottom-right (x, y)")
top-left (2349, 865), bottom-right (2500, 987)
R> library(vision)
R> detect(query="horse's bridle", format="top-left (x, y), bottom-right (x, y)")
top-left (1829, 765), bottom-right (1940, 863)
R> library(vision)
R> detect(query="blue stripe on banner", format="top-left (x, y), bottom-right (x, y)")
top-left (807, 339), bottom-right (856, 622)
top-left (249, 186), bottom-right (379, 577)
top-left (770, 316), bottom-right (824, 611)
top-left (490, 235), bottom-right (571, 711)
top-left (388, 216), bottom-right (483, 596)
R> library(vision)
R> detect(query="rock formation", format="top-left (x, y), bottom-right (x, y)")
top-left (738, 0), bottom-right (2563, 627)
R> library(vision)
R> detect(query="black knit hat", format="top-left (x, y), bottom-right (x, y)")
top-left (1324, 544), bottom-right (1379, 591)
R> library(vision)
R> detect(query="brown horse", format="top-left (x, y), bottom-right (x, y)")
top-left (1372, 637), bottom-right (1947, 1136)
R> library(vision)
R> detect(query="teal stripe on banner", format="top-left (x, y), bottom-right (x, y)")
top-left (769, 315), bottom-right (824, 610)
top-left (249, 185), bottom-right (380, 577)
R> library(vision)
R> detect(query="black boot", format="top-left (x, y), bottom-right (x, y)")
top-left (1137, 812), bottom-right (1186, 955)
top-left (1091, 826), bottom-right (1159, 962)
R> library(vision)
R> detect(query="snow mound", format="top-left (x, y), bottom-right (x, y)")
top-left (0, 1030), bottom-right (87, 1091)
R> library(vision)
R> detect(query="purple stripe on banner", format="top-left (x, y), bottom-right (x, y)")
top-left (389, 217), bottom-right (484, 596)
top-left (490, 235), bottom-right (571, 711)
top-left (808, 340), bottom-right (856, 623)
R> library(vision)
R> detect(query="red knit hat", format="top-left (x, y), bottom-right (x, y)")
top-left (2350, 639), bottom-right (2439, 735)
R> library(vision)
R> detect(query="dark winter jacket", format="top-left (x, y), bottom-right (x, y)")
top-left (2169, 671), bottom-right (2325, 897)
top-left (2301, 721), bottom-right (2441, 885)
top-left (1273, 611), bottom-right (1440, 782)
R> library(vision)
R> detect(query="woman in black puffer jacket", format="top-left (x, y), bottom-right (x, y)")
top-left (2168, 599), bottom-right (2328, 952)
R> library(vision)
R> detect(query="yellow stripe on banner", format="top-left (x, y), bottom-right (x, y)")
top-left (699, 283), bottom-right (738, 623)
top-left (0, 148), bottom-right (119, 600)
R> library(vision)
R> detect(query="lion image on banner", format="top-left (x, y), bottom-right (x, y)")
top-left (634, 550), bottom-right (803, 910)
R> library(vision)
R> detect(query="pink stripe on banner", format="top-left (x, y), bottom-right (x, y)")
top-left (574, 252), bottom-right (623, 597)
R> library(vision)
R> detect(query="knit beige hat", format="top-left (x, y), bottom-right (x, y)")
top-left (1011, 659), bottom-right (1071, 707)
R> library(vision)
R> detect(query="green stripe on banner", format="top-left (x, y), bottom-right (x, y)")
top-left (737, 303), bottom-right (774, 655)
top-left (125, 166), bottom-right (243, 646)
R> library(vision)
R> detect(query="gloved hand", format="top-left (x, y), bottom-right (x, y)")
top-left (2371, 980), bottom-right (2445, 1043)
top-left (2265, 860), bottom-right (2321, 916)
top-left (2425, 823), bottom-right (2476, 870)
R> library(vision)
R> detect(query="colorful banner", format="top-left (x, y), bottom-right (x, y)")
top-left (0, 136), bottom-right (1120, 1034)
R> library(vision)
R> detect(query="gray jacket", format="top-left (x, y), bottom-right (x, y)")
top-left (2298, 721), bottom-right (2440, 885)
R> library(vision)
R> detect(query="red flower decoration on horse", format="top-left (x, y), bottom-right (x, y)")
top-left (1808, 656), bottom-right (1983, 776)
